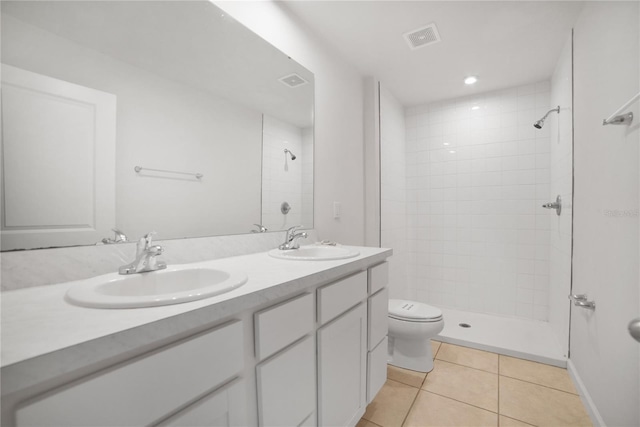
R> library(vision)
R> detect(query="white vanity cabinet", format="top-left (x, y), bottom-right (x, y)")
top-left (3, 254), bottom-right (391, 427)
top-left (14, 321), bottom-right (245, 427)
top-left (367, 262), bottom-right (390, 403)
top-left (318, 302), bottom-right (368, 427)
top-left (157, 378), bottom-right (246, 427)
top-left (254, 293), bottom-right (316, 427)
top-left (317, 271), bottom-right (369, 427)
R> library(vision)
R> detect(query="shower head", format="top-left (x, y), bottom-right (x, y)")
top-left (533, 106), bottom-right (560, 129)
top-left (284, 148), bottom-right (296, 160)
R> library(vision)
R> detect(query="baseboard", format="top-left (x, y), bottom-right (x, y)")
top-left (567, 359), bottom-right (606, 427)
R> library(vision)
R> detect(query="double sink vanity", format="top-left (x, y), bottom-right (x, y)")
top-left (1, 239), bottom-right (391, 427)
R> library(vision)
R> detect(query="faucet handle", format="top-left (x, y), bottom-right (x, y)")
top-left (136, 231), bottom-right (158, 254)
top-left (286, 225), bottom-right (302, 236)
top-left (143, 231), bottom-right (157, 246)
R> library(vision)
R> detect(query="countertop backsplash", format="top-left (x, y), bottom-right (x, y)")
top-left (1, 230), bottom-right (319, 291)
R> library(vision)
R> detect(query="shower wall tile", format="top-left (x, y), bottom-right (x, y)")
top-left (404, 82), bottom-right (552, 320)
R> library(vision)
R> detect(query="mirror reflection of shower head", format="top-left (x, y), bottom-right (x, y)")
top-left (533, 106), bottom-right (560, 129)
top-left (284, 148), bottom-right (296, 160)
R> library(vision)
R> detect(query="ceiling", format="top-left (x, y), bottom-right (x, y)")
top-left (282, 1), bottom-right (584, 106)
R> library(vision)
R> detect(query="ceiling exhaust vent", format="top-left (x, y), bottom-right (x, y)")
top-left (403, 23), bottom-right (441, 50)
top-left (279, 73), bottom-right (309, 88)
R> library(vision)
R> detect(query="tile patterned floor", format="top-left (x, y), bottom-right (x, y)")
top-left (358, 341), bottom-right (592, 427)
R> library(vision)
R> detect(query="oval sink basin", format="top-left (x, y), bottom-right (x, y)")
top-left (268, 245), bottom-right (359, 261)
top-left (66, 265), bottom-right (247, 309)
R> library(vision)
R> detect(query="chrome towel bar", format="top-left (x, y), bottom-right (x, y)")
top-left (134, 166), bottom-right (203, 179)
top-left (602, 92), bottom-right (639, 126)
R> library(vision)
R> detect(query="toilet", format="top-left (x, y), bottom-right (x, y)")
top-left (387, 299), bottom-right (444, 372)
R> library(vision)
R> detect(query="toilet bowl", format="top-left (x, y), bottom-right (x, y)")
top-left (388, 299), bottom-right (444, 372)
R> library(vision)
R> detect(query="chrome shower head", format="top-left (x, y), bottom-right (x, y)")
top-left (533, 106), bottom-right (560, 129)
top-left (284, 149), bottom-right (296, 160)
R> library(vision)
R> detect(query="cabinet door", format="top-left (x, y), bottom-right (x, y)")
top-left (367, 337), bottom-right (388, 404)
top-left (15, 321), bottom-right (243, 427)
top-left (157, 378), bottom-right (246, 427)
top-left (318, 303), bottom-right (367, 427)
top-left (256, 336), bottom-right (316, 427)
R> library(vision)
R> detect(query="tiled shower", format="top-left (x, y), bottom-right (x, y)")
top-left (381, 38), bottom-right (573, 357)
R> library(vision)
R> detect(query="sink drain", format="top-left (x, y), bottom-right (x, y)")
top-left (459, 323), bottom-right (471, 328)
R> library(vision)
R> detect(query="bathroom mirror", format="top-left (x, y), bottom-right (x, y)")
top-left (0, 0), bottom-right (314, 251)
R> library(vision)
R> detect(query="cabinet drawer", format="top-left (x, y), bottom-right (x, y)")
top-left (368, 287), bottom-right (389, 351)
top-left (317, 271), bottom-right (367, 324)
top-left (157, 378), bottom-right (246, 427)
top-left (15, 321), bottom-right (244, 427)
top-left (255, 292), bottom-right (314, 360)
top-left (257, 336), bottom-right (316, 427)
top-left (367, 336), bottom-right (388, 404)
top-left (368, 262), bottom-right (389, 294)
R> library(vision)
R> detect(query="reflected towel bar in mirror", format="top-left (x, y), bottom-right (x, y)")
top-left (134, 166), bottom-right (203, 179)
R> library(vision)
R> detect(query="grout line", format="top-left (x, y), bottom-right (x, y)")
top-left (497, 355), bottom-right (501, 417)
top-left (499, 414), bottom-right (537, 427)
top-left (400, 387), bottom-right (423, 427)
top-left (421, 390), bottom-right (498, 415)
top-left (499, 374), bottom-right (580, 396)
top-left (433, 357), bottom-right (499, 375)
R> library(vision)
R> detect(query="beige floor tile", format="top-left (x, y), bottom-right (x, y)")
top-left (436, 343), bottom-right (499, 373)
top-left (499, 355), bottom-right (577, 394)
top-left (422, 359), bottom-right (498, 412)
top-left (404, 391), bottom-right (498, 427)
top-left (363, 379), bottom-right (418, 427)
top-left (431, 340), bottom-right (441, 357)
top-left (357, 418), bottom-right (382, 427)
top-left (387, 364), bottom-right (427, 388)
top-left (500, 376), bottom-right (592, 427)
top-left (499, 415), bottom-right (534, 426)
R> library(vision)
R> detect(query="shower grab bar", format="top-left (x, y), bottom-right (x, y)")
top-left (602, 92), bottom-right (639, 126)
top-left (134, 166), bottom-right (203, 179)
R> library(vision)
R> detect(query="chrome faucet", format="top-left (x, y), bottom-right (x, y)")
top-left (279, 225), bottom-right (308, 250)
top-left (119, 232), bottom-right (167, 275)
top-left (102, 228), bottom-right (128, 244)
top-left (251, 224), bottom-right (268, 233)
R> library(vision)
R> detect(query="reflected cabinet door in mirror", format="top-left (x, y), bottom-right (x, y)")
top-left (0, 0), bottom-right (314, 250)
top-left (0, 64), bottom-right (116, 251)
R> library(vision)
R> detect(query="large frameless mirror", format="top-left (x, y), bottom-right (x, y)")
top-left (0, 0), bottom-right (314, 251)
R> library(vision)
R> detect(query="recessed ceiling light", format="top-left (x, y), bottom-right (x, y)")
top-left (471, 105), bottom-right (480, 110)
top-left (464, 76), bottom-right (478, 85)
top-left (443, 142), bottom-right (450, 146)
top-left (449, 150), bottom-right (457, 154)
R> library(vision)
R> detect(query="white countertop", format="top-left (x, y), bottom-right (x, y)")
top-left (1, 245), bottom-right (391, 395)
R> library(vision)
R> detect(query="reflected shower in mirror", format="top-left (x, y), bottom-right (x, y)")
top-left (0, 0), bottom-right (314, 251)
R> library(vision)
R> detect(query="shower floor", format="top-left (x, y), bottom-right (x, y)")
top-left (436, 307), bottom-right (567, 368)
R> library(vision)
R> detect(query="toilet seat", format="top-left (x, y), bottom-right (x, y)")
top-left (388, 299), bottom-right (443, 323)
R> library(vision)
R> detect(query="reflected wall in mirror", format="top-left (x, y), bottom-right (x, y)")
top-left (0, 0), bottom-right (314, 251)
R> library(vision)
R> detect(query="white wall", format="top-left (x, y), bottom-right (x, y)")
top-left (570, 2), bottom-right (639, 426)
top-left (404, 83), bottom-right (553, 320)
top-left (216, 1), bottom-right (365, 245)
top-left (548, 33), bottom-right (573, 358)
top-left (2, 14), bottom-right (262, 241)
top-left (380, 85), bottom-right (407, 299)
